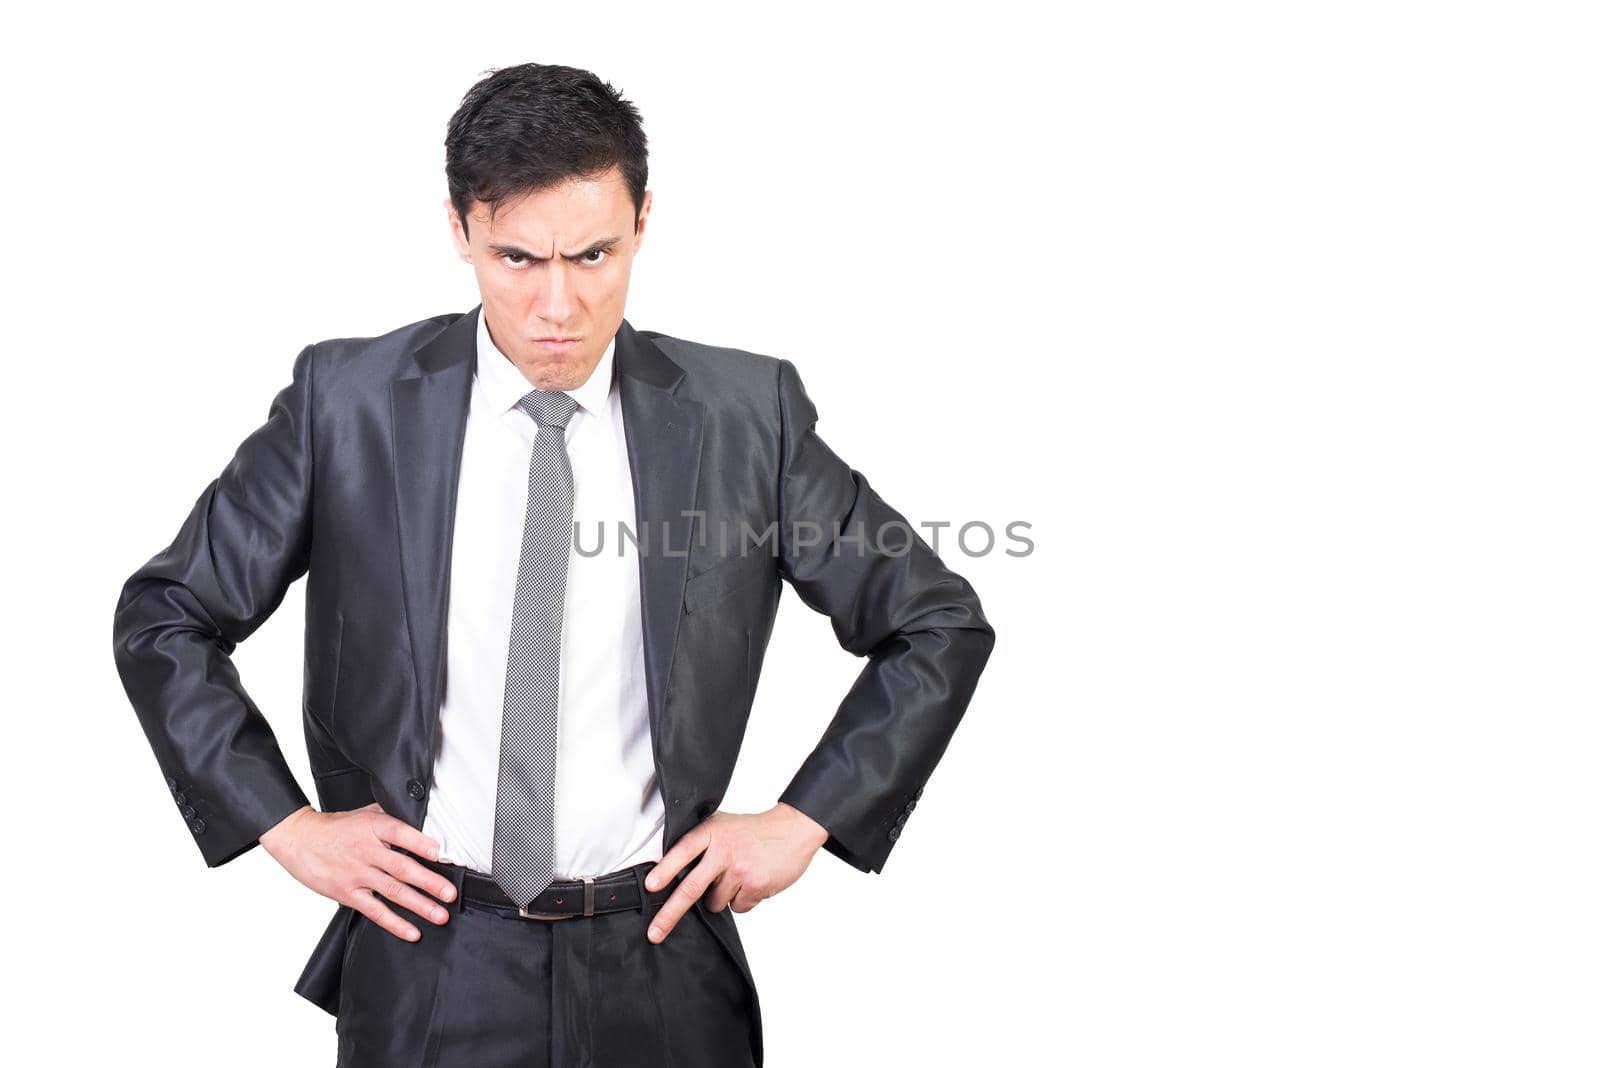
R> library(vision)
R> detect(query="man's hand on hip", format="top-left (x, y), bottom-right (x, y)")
top-left (259, 802), bottom-right (457, 943)
top-left (641, 802), bottom-right (830, 944)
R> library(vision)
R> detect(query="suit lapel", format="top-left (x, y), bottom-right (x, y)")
top-left (615, 318), bottom-right (704, 742)
top-left (390, 308), bottom-right (478, 739)
top-left (389, 307), bottom-right (702, 752)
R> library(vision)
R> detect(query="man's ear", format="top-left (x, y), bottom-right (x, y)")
top-left (445, 198), bottom-right (472, 262)
top-left (633, 189), bottom-right (653, 250)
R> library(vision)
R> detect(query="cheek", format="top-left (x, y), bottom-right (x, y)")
top-left (472, 261), bottom-right (502, 291)
top-left (590, 265), bottom-right (632, 308)
top-left (479, 269), bottom-right (530, 306)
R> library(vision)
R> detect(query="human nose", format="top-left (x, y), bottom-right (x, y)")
top-left (533, 261), bottom-right (576, 325)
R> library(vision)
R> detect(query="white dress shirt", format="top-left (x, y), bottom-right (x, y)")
top-left (420, 311), bottom-right (665, 879)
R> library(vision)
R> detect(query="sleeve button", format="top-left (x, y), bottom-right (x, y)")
top-left (887, 825), bottom-right (901, 841)
top-left (406, 779), bottom-right (427, 801)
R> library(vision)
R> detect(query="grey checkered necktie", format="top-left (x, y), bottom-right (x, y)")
top-left (491, 387), bottom-right (580, 910)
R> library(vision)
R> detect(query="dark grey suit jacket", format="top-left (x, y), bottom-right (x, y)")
top-left (111, 304), bottom-right (995, 1013)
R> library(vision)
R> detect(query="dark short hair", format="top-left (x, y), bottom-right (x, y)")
top-left (445, 63), bottom-right (648, 237)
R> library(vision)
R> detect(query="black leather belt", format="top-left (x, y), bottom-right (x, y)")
top-left (399, 847), bottom-right (665, 922)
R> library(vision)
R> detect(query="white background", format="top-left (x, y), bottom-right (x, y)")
top-left (5, 2), bottom-right (1597, 1064)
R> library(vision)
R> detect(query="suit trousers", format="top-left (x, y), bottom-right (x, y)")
top-left (335, 858), bottom-right (763, 1067)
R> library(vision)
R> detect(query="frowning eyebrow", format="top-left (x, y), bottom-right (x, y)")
top-left (486, 236), bottom-right (624, 262)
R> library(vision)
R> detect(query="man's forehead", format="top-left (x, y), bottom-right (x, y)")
top-left (470, 186), bottom-right (629, 246)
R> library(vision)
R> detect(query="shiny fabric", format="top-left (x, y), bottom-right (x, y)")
top-left (490, 387), bottom-right (577, 910)
top-left (110, 304), bottom-right (996, 1038)
top-left (336, 861), bottom-right (760, 1067)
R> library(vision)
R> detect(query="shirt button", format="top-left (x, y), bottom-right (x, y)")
top-left (166, 776), bottom-right (179, 790)
top-left (180, 805), bottom-right (196, 819)
top-left (407, 779), bottom-right (427, 800)
top-left (887, 825), bottom-right (901, 841)
top-left (172, 791), bottom-right (187, 805)
top-left (189, 818), bottom-right (207, 834)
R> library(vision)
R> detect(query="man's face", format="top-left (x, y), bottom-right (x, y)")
top-left (448, 165), bottom-right (651, 393)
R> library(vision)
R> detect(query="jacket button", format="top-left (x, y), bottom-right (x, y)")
top-left (180, 805), bottom-right (196, 819)
top-left (189, 818), bottom-right (207, 834)
top-left (407, 779), bottom-right (426, 800)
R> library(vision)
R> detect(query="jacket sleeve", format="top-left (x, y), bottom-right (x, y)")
top-left (111, 343), bottom-right (318, 868)
top-left (772, 357), bottom-right (996, 874)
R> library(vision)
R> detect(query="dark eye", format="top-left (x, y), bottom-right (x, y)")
top-left (581, 248), bottom-right (609, 265)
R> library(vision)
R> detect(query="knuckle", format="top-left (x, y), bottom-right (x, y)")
top-left (420, 873), bottom-right (449, 900)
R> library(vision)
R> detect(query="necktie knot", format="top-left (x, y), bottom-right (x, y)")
top-left (517, 389), bottom-right (579, 429)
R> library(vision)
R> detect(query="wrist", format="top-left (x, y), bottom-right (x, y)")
top-left (775, 801), bottom-right (829, 850)
top-left (260, 803), bottom-right (315, 852)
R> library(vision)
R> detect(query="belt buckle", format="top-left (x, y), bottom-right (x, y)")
top-left (517, 876), bottom-right (596, 921)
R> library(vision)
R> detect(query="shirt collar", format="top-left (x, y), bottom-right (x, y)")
top-left (475, 308), bottom-right (617, 420)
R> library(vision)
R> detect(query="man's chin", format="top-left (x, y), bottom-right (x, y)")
top-left (522, 354), bottom-right (597, 392)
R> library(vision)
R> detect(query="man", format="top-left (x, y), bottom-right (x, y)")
top-left (112, 62), bottom-right (994, 1067)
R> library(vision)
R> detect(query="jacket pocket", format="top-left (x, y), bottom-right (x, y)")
top-left (311, 765), bottom-right (374, 812)
top-left (683, 551), bottom-right (773, 615)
